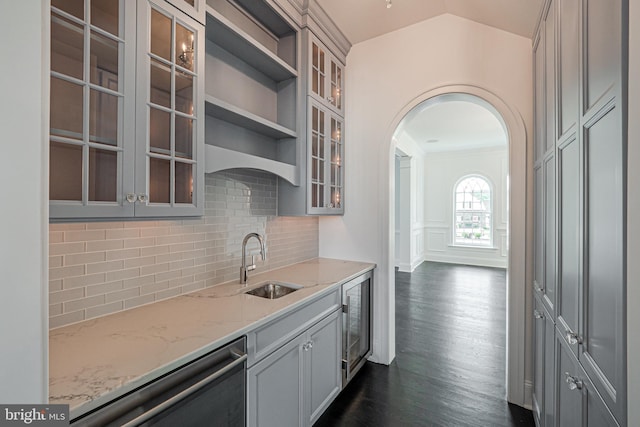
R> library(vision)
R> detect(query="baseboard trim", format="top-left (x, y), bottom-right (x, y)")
top-left (523, 380), bottom-right (533, 410)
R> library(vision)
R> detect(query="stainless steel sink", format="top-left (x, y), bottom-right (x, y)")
top-left (244, 282), bottom-right (300, 299)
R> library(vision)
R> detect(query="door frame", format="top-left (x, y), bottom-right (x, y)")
top-left (380, 84), bottom-right (531, 407)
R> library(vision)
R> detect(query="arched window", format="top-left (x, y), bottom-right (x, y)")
top-left (454, 175), bottom-right (492, 246)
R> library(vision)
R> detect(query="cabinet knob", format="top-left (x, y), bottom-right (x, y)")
top-left (566, 331), bottom-right (583, 345)
top-left (565, 372), bottom-right (583, 391)
top-left (126, 193), bottom-right (137, 203)
top-left (327, 96), bottom-right (334, 103)
top-left (534, 281), bottom-right (544, 292)
top-left (302, 341), bottom-right (314, 351)
top-left (534, 310), bottom-right (544, 319)
top-left (137, 194), bottom-right (148, 204)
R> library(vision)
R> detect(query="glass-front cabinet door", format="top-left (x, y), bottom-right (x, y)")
top-left (49, 0), bottom-right (203, 219)
top-left (309, 37), bottom-right (344, 116)
top-left (308, 100), bottom-right (344, 214)
top-left (135, 0), bottom-right (204, 217)
top-left (49, 0), bottom-right (136, 218)
top-left (165, 0), bottom-right (205, 24)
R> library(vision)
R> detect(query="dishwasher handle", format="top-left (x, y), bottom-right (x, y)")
top-left (121, 348), bottom-right (247, 427)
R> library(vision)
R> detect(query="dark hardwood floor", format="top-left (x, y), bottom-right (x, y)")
top-left (315, 261), bottom-right (535, 427)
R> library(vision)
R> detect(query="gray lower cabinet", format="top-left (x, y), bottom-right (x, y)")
top-left (247, 309), bottom-right (341, 427)
top-left (533, 296), bottom-right (556, 427)
top-left (556, 329), bottom-right (619, 427)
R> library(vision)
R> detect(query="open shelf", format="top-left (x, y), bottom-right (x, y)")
top-left (205, 6), bottom-right (297, 83)
top-left (205, 95), bottom-right (296, 139)
top-left (205, 145), bottom-right (298, 185)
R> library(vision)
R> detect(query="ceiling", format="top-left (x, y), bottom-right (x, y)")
top-left (316, 0), bottom-right (544, 44)
top-left (394, 100), bottom-right (507, 153)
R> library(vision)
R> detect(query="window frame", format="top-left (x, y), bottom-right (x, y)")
top-left (452, 174), bottom-right (494, 247)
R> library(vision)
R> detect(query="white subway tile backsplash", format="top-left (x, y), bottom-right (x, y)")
top-left (106, 248), bottom-right (141, 261)
top-left (63, 273), bottom-right (106, 289)
top-left (86, 281), bottom-right (124, 297)
top-left (105, 228), bottom-right (141, 240)
top-left (124, 294), bottom-right (155, 309)
top-left (124, 255), bottom-right (157, 269)
top-left (50, 310), bottom-right (85, 329)
top-left (64, 230), bottom-right (106, 242)
top-left (123, 237), bottom-right (156, 249)
top-left (50, 232), bottom-right (64, 244)
top-left (65, 252), bottom-right (106, 266)
top-left (49, 242), bottom-right (85, 256)
top-left (48, 169), bottom-right (319, 328)
top-left (64, 295), bottom-right (105, 312)
top-left (106, 268), bottom-right (140, 282)
top-left (86, 260), bottom-right (125, 274)
top-left (86, 301), bottom-right (123, 318)
top-left (49, 280), bottom-right (63, 293)
top-left (105, 287), bottom-right (140, 303)
top-left (50, 265), bottom-right (85, 280)
top-left (50, 288), bottom-right (85, 305)
top-left (86, 240), bottom-right (123, 252)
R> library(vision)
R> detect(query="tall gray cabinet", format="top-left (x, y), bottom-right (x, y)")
top-left (532, 0), bottom-right (627, 426)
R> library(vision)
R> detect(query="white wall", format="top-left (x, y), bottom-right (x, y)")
top-left (627, 1), bottom-right (639, 425)
top-left (318, 13), bottom-right (533, 404)
top-left (0, 2), bottom-right (49, 403)
top-left (424, 147), bottom-right (508, 268)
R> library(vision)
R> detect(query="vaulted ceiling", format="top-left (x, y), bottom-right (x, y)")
top-left (316, 0), bottom-right (545, 44)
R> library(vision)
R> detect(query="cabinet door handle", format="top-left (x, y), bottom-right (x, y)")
top-left (566, 331), bottom-right (583, 345)
top-left (126, 193), bottom-right (137, 203)
top-left (565, 372), bottom-right (583, 391)
top-left (137, 194), bottom-right (148, 204)
top-left (534, 310), bottom-right (544, 319)
top-left (534, 281), bottom-right (544, 292)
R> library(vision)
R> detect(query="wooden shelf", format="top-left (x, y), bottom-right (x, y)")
top-left (205, 95), bottom-right (296, 139)
top-left (205, 145), bottom-right (298, 185)
top-left (205, 7), bottom-right (297, 82)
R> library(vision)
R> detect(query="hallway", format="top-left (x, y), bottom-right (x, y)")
top-left (315, 261), bottom-right (535, 427)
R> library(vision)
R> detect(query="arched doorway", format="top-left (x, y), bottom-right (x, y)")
top-left (381, 85), bottom-right (530, 406)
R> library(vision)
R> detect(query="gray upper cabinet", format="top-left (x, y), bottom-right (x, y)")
top-left (49, 0), bottom-right (205, 219)
top-left (544, 0), bottom-right (556, 154)
top-left (135, 0), bottom-right (205, 217)
top-left (50, 0), bottom-right (136, 219)
top-left (278, 28), bottom-right (347, 216)
top-left (534, 32), bottom-right (546, 163)
top-left (558, 0), bottom-right (579, 139)
top-left (557, 136), bottom-right (580, 358)
top-left (165, 0), bottom-right (206, 24)
top-left (202, 0), bottom-right (300, 186)
top-left (582, 104), bottom-right (625, 423)
top-left (308, 35), bottom-right (344, 117)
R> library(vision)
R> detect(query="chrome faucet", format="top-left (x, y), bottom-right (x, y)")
top-left (240, 232), bottom-right (266, 284)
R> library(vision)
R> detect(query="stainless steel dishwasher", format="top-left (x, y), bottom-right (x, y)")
top-left (71, 337), bottom-right (247, 427)
top-left (341, 270), bottom-right (373, 387)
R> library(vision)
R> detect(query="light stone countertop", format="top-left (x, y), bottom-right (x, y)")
top-left (49, 257), bottom-right (375, 417)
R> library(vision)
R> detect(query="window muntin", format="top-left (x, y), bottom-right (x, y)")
top-left (454, 176), bottom-right (492, 246)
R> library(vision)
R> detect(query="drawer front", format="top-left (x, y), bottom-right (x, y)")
top-left (246, 289), bottom-right (341, 366)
